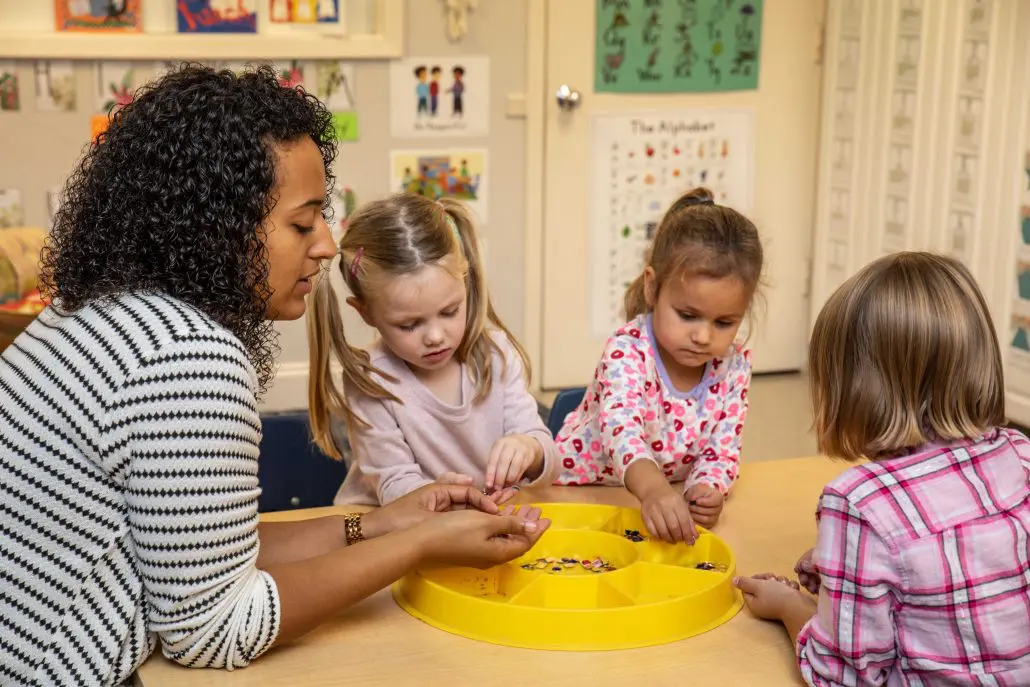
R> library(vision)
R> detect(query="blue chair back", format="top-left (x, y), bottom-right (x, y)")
top-left (546, 386), bottom-right (587, 437)
top-left (257, 411), bottom-right (348, 512)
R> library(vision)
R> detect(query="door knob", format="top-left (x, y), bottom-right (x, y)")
top-left (555, 84), bottom-right (581, 110)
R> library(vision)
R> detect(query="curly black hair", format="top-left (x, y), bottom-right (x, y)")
top-left (40, 64), bottom-right (336, 394)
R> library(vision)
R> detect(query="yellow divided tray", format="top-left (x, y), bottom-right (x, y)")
top-left (393, 503), bottom-right (743, 651)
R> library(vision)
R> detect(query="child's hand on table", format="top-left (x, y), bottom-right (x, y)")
top-left (485, 435), bottom-right (543, 492)
top-left (685, 483), bottom-right (725, 528)
top-left (734, 573), bottom-right (818, 643)
top-left (734, 573), bottom-right (810, 618)
top-left (794, 547), bottom-right (820, 594)
top-left (639, 483), bottom-right (699, 545)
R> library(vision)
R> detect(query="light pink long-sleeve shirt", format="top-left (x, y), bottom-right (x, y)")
top-left (333, 333), bottom-right (558, 505)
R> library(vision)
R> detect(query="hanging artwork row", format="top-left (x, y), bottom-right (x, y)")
top-left (51, 1), bottom-right (347, 34)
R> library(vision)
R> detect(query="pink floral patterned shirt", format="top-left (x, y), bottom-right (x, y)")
top-left (554, 314), bottom-right (751, 494)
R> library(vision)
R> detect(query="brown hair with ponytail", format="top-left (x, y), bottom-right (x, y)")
top-left (623, 187), bottom-right (764, 322)
top-left (307, 193), bottom-right (530, 459)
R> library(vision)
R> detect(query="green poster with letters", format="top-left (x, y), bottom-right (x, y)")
top-left (596, 0), bottom-right (763, 93)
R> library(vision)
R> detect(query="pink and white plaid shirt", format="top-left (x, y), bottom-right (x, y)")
top-left (796, 428), bottom-right (1030, 686)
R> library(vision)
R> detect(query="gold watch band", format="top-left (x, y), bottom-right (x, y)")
top-left (344, 512), bottom-right (365, 545)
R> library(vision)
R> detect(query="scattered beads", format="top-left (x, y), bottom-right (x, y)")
top-left (623, 529), bottom-right (647, 543)
top-left (694, 561), bottom-right (728, 572)
top-left (520, 556), bottom-right (618, 573)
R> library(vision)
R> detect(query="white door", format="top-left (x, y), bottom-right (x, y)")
top-left (541, 0), bottom-right (826, 389)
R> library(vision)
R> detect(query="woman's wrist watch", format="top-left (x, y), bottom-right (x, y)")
top-left (343, 512), bottom-right (365, 545)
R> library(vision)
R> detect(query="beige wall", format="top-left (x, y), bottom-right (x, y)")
top-left (0, 0), bottom-right (530, 411)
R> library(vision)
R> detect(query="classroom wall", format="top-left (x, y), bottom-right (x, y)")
top-left (0, 0), bottom-right (530, 411)
top-left (270, 0), bottom-right (529, 409)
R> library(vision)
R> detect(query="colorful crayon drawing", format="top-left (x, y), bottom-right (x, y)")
top-left (177, 0), bottom-right (258, 33)
top-left (390, 57), bottom-right (489, 138)
top-left (390, 149), bottom-right (489, 221)
top-left (269, 0), bottom-right (339, 23)
top-left (56, 0), bottom-right (142, 32)
top-left (0, 63), bottom-right (19, 112)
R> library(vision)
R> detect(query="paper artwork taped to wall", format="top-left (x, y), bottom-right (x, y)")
top-left (0, 190), bottom-right (24, 229)
top-left (390, 149), bottom-right (489, 222)
top-left (389, 57), bottom-right (489, 138)
top-left (95, 62), bottom-right (135, 114)
top-left (595, 0), bottom-right (762, 93)
top-left (0, 62), bottom-right (20, 112)
top-left (34, 61), bottom-right (77, 112)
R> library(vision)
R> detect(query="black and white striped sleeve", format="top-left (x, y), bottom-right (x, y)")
top-left (112, 332), bottom-right (280, 670)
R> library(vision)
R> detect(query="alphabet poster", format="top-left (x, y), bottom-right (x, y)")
top-left (596, 0), bottom-right (763, 93)
top-left (589, 110), bottom-right (754, 336)
top-left (389, 57), bottom-right (489, 138)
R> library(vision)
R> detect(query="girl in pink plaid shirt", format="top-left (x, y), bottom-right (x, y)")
top-left (735, 253), bottom-right (1030, 686)
top-left (555, 187), bottom-right (763, 544)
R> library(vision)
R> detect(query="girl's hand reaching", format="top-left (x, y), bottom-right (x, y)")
top-left (685, 483), bottom-right (725, 528)
top-left (733, 574), bottom-right (812, 621)
top-left (639, 483), bottom-right (698, 544)
top-left (436, 471), bottom-right (518, 505)
top-left (485, 435), bottom-right (543, 492)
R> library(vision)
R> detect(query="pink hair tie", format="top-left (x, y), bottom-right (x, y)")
top-left (349, 247), bottom-right (365, 279)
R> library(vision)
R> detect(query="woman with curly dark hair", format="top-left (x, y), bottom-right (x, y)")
top-left (0, 65), bottom-right (548, 686)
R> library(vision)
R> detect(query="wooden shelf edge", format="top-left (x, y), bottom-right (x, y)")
top-left (0, 31), bottom-right (402, 60)
top-left (0, 0), bottom-right (405, 61)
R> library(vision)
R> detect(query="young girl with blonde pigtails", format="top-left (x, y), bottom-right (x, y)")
top-left (555, 187), bottom-right (763, 545)
top-left (308, 194), bottom-right (557, 505)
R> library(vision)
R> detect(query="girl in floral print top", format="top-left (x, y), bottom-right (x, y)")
top-left (555, 187), bottom-right (763, 545)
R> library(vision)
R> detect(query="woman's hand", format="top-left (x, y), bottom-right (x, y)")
top-left (435, 471), bottom-right (475, 486)
top-left (436, 471), bottom-right (519, 506)
top-left (685, 483), bottom-right (725, 528)
top-left (360, 483), bottom-right (499, 539)
top-left (794, 547), bottom-right (820, 594)
top-left (416, 505), bottom-right (551, 569)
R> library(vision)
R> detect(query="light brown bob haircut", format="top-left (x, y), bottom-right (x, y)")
top-left (809, 252), bottom-right (1004, 461)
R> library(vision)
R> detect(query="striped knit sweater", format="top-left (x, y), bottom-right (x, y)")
top-left (0, 293), bottom-right (280, 686)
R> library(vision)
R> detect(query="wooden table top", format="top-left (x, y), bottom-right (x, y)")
top-left (139, 455), bottom-right (852, 686)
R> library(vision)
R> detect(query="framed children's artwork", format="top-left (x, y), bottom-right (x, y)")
top-left (55, 0), bottom-right (142, 32)
top-left (177, 0), bottom-right (258, 33)
top-left (389, 57), bottom-right (489, 138)
top-left (390, 149), bottom-right (489, 222)
top-left (269, 0), bottom-right (340, 24)
top-left (308, 61), bottom-right (358, 141)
